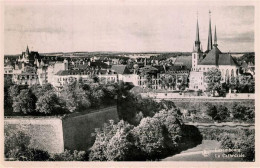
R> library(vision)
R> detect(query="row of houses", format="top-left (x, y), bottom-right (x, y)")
top-left (4, 46), bottom-right (191, 91)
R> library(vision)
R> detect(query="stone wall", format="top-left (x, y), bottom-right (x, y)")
top-left (4, 117), bottom-right (64, 153)
top-left (62, 106), bottom-right (119, 151)
top-left (4, 106), bottom-right (119, 153)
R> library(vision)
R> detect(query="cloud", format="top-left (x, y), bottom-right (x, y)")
top-left (5, 26), bottom-right (65, 34)
top-left (219, 31), bottom-right (254, 43)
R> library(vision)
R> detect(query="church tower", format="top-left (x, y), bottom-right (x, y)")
top-left (192, 13), bottom-right (203, 70)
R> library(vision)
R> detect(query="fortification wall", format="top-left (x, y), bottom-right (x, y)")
top-left (4, 106), bottom-right (119, 153)
top-left (62, 106), bottom-right (119, 151)
top-left (4, 117), bottom-right (64, 153)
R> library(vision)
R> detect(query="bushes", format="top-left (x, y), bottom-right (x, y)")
top-left (232, 103), bottom-right (255, 122)
top-left (89, 120), bottom-right (139, 161)
top-left (132, 117), bottom-right (167, 159)
top-left (90, 107), bottom-right (202, 161)
top-left (220, 129), bottom-right (255, 161)
top-left (203, 103), bottom-right (254, 123)
top-left (51, 150), bottom-right (88, 161)
top-left (117, 93), bottom-right (181, 126)
top-left (4, 126), bottom-right (88, 161)
top-left (199, 128), bottom-right (255, 161)
top-left (4, 127), bottom-right (50, 161)
top-left (5, 82), bottom-right (119, 116)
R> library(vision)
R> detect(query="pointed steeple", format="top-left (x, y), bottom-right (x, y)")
top-left (214, 25), bottom-right (218, 46)
top-left (26, 45), bottom-right (30, 55)
top-left (207, 10), bottom-right (213, 52)
top-left (194, 12), bottom-right (201, 53)
top-left (196, 17), bottom-right (200, 42)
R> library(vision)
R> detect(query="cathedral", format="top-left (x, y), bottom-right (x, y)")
top-left (189, 11), bottom-right (239, 91)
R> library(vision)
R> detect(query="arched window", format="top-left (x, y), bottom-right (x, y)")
top-left (226, 69), bottom-right (229, 81)
top-left (231, 69), bottom-right (234, 77)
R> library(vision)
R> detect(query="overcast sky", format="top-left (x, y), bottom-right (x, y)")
top-left (4, 2), bottom-right (254, 54)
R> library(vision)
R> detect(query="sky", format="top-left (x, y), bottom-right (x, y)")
top-left (4, 2), bottom-right (255, 54)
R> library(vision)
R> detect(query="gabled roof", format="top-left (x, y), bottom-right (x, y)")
top-left (199, 46), bottom-right (222, 65)
top-left (199, 46), bottom-right (237, 66)
top-left (218, 54), bottom-right (237, 66)
top-left (111, 65), bottom-right (130, 74)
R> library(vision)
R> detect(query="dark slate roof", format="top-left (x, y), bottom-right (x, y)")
top-left (78, 64), bottom-right (89, 70)
top-left (218, 54), bottom-right (237, 66)
top-left (90, 61), bottom-right (109, 69)
top-left (174, 56), bottom-right (192, 69)
top-left (153, 65), bottom-right (166, 73)
top-left (56, 70), bottom-right (88, 76)
top-left (199, 46), bottom-right (237, 66)
top-left (199, 46), bottom-right (222, 65)
top-left (168, 65), bottom-right (188, 71)
top-left (55, 68), bottom-right (116, 76)
top-left (111, 65), bottom-right (130, 74)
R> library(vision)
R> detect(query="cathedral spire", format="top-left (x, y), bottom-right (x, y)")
top-left (196, 12), bottom-right (200, 42)
top-left (207, 10), bottom-right (213, 52)
top-left (26, 45), bottom-right (30, 55)
top-left (214, 25), bottom-right (218, 46)
top-left (194, 11), bottom-right (201, 52)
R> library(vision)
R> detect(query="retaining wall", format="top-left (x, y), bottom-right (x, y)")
top-left (4, 106), bottom-right (119, 153)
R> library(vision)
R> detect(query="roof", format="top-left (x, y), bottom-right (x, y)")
top-left (199, 46), bottom-right (237, 66)
top-left (199, 46), bottom-right (222, 65)
top-left (55, 70), bottom-right (87, 76)
top-left (55, 69), bottom-right (116, 76)
top-left (168, 65), bottom-right (188, 71)
top-left (111, 65), bottom-right (130, 74)
top-left (174, 56), bottom-right (192, 69)
top-left (90, 61), bottom-right (109, 69)
top-left (218, 54), bottom-right (237, 66)
top-left (78, 64), bottom-right (89, 70)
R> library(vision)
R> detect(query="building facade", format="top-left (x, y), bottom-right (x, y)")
top-left (189, 11), bottom-right (239, 91)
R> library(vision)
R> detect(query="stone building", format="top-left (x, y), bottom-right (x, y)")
top-left (189, 11), bottom-right (239, 91)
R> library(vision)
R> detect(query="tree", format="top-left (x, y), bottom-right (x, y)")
top-left (8, 85), bottom-right (20, 100)
top-left (153, 109), bottom-right (183, 148)
top-left (36, 90), bottom-right (64, 114)
top-left (232, 103), bottom-right (254, 122)
top-left (89, 120), bottom-right (138, 161)
top-left (4, 127), bottom-right (50, 161)
top-left (60, 81), bottom-right (91, 112)
top-left (216, 105), bottom-right (230, 121)
top-left (220, 129), bottom-right (255, 161)
top-left (102, 84), bottom-right (118, 105)
top-left (52, 150), bottom-right (87, 161)
top-left (160, 74), bottom-right (176, 90)
top-left (132, 117), bottom-right (166, 159)
top-left (205, 68), bottom-right (222, 96)
top-left (12, 89), bottom-right (37, 114)
top-left (105, 122), bottom-right (139, 161)
top-left (206, 104), bottom-right (218, 121)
